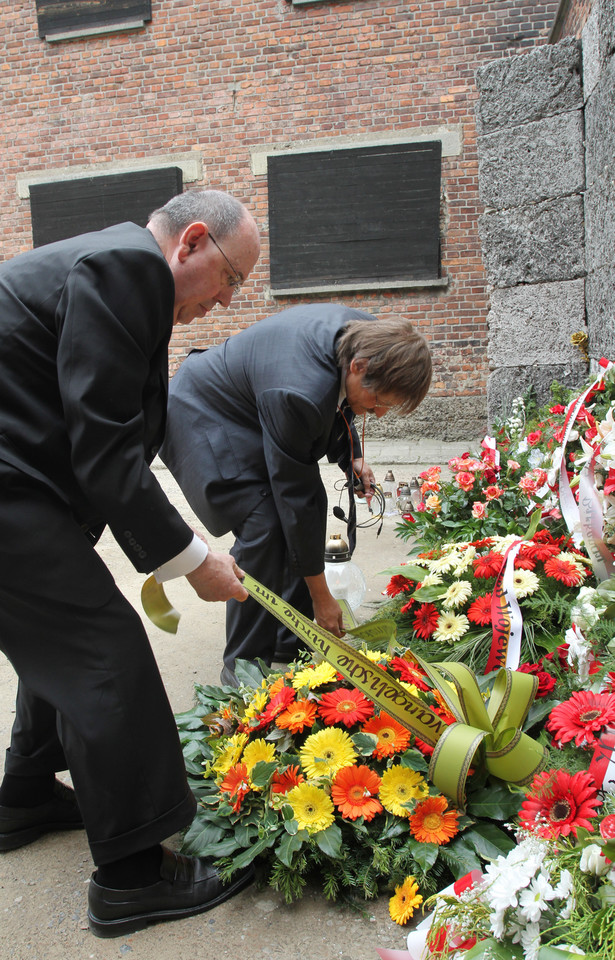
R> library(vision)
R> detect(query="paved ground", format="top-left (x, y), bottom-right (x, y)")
top-left (0, 439), bottom-right (467, 960)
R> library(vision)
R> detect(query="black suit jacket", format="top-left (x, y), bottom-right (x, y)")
top-left (0, 222), bottom-right (193, 581)
top-left (161, 303), bottom-right (371, 578)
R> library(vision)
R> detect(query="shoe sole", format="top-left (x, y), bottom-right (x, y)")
top-left (87, 868), bottom-right (254, 938)
top-left (0, 821), bottom-right (84, 852)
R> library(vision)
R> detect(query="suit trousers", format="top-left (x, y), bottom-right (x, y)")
top-left (0, 463), bottom-right (195, 864)
top-left (225, 494), bottom-right (312, 670)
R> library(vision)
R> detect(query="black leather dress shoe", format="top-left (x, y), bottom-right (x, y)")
top-left (0, 779), bottom-right (83, 852)
top-left (88, 847), bottom-right (254, 938)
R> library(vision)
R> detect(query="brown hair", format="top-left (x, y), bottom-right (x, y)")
top-left (336, 317), bottom-right (432, 415)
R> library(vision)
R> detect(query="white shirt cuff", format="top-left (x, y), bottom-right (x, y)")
top-left (153, 534), bottom-right (209, 582)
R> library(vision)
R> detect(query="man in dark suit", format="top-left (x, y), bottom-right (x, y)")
top-left (0, 189), bottom-right (261, 937)
top-left (161, 304), bottom-right (432, 684)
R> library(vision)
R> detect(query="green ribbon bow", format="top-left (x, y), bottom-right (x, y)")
top-left (417, 653), bottom-right (548, 809)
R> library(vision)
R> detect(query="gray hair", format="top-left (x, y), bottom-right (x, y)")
top-left (149, 189), bottom-right (247, 240)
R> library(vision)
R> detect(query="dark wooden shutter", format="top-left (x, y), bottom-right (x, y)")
top-left (268, 141), bottom-right (442, 289)
top-left (30, 167), bottom-right (183, 247)
top-left (35, 1), bottom-right (151, 38)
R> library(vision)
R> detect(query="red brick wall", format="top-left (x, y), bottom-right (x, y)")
top-left (552, 0), bottom-right (593, 39)
top-left (1, 0), bottom-right (560, 412)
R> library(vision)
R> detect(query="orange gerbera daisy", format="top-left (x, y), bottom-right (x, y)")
top-left (361, 712), bottom-right (411, 758)
top-left (275, 698), bottom-right (318, 734)
top-left (219, 762), bottom-right (251, 813)
top-left (271, 764), bottom-right (305, 795)
top-left (331, 765), bottom-right (382, 821)
top-left (318, 688), bottom-right (374, 728)
top-left (268, 676), bottom-right (286, 697)
top-left (409, 795), bottom-right (459, 845)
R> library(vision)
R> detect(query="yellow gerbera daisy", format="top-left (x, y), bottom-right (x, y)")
top-left (511, 568), bottom-right (540, 598)
top-left (442, 580), bottom-right (473, 609)
top-left (292, 661), bottom-right (338, 690)
top-left (242, 688), bottom-right (269, 722)
top-left (389, 875), bottom-right (423, 925)
top-left (379, 765), bottom-right (428, 817)
top-left (212, 733), bottom-right (249, 777)
top-left (241, 738), bottom-right (276, 775)
top-left (433, 612), bottom-right (470, 643)
top-left (286, 782), bottom-right (335, 834)
top-left (300, 727), bottom-right (357, 780)
top-left (363, 649), bottom-right (391, 663)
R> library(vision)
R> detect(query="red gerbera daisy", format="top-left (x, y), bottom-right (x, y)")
top-left (412, 603), bottom-right (440, 639)
top-left (413, 736), bottom-right (434, 757)
top-left (389, 656), bottom-right (430, 691)
top-left (400, 599), bottom-right (415, 615)
top-left (385, 575), bottom-right (414, 597)
top-left (331, 764), bottom-right (382, 821)
top-left (244, 685), bottom-right (297, 732)
top-left (318, 687), bottom-right (375, 727)
top-left (219, 762), bottom-right (251, 813)
top-left (544, 556), bottom-right (585, 587)
top-left (514, 545), bottom-right (537, 570)
top-left (467, 593), bottom-right (492, 626)
top-left (361, 712), bottom-right (411, 758)
top-left (519, 769), bottom-right (601, 839)
top-left (271, 764), bottom-right (304, 795)
top-left (546, 690), bottom-right (615, 748)
top-left (469, 538), bottom-right (495, 550)
top-left (529, 542), bottom-right (562, 562)
top-left (472, 552), bottom-right (504, 579)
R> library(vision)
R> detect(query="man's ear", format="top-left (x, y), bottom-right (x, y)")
top-left (349, 357), bottom-right (369, 375)
top-left (177, 222), bottom-right (208, 261)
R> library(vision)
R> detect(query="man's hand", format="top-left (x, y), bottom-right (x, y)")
top-left (305, 572), bottom-right (344, 637)
top-left (186, 551), bottom-right (248, 602)
top-left (313, 594), bottom-right (344, 637)
top-left (353, 458), bottom-right (376, 504)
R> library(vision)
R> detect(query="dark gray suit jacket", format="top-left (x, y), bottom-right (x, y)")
top-left (0, 222), bottom-right (193, 592)
top-left (162, 303), bottom-right (372, 578)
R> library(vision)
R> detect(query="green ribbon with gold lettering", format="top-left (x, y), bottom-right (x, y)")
top-left (142, 573), bottom-right (546, 806)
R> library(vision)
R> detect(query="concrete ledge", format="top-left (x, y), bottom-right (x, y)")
top-left (16, 153), bottom-right (203, 199)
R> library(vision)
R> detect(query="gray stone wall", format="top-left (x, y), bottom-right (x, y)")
top-left (477, 3), bottom-right (615, 424)
top-left (476, 36), bottom-right (590, 422)
top-left (584, 0), bottom-right (615, 359)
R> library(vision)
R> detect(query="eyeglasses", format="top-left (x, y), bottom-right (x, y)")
top-left (372, 393), bottom-right (400, 411)
top-left (209, 233), bottom-right (243, 291)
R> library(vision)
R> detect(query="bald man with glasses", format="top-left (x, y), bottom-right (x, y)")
top-left (0, 189), bottom-right (262, 937)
